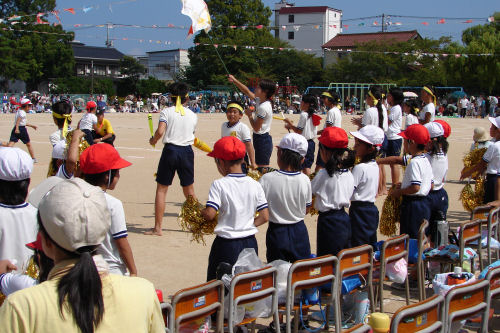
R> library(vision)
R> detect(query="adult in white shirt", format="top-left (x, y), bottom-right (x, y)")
top-left (228, 75), bottom-right (276, 168)
top-left (419, 85), bottom-right (436, 124)
top-left (459, 96), bottom-right (469, 118)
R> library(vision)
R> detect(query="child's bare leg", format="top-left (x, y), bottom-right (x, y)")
top-left (390, 164), bottom-right (400, 185)
top-left (182, 184), bottom-right (196, 200)
top-left (26, 142), bottom-right (35, 159)
top-left (146, 183), bottom-right (168, 236)
top-left (378, 165), bottom-right (388, 196)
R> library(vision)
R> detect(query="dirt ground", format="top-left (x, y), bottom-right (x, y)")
top-left (1, 111), bottom-right (498, 331)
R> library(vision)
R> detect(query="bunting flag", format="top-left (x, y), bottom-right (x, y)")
top-left (181, 0), bottom-right (212, 38)
top-left (83, 6), bottom-right (93, 13)
top-left (36, 13), bottom-right (48, 24)
top-left (464, 19), bottom-right (473, 23)
top-left (437, 18), bottom-right (446, 24)
top-left (63, 8), bottom-right (75, 14)
top-left (422, 22), bottom-right (429, 26)
top-left (488, 16), bottom-right (495, 22)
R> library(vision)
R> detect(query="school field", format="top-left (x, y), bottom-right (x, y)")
top-left (1, 112), bottom-right (498, 330)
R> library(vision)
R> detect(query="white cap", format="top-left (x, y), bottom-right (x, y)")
top-left (277, 133), bottom-right (308, 157)
top-left (424, 122), bottom-right (444, 138)
top-left (489, 116), bottom-right (500, 129)
top-left (38, 178), bottom-right (111, 252)
top-left (350, 125), bottom-right (385, 146)
top-left (28, 176), bottom-right (64, 208)
top-left (20, 98), bottom-right (32, 105)
top-left (0, 147), bottom-right (33, 181)
top-left (51, 140), bottom-right (66, 160)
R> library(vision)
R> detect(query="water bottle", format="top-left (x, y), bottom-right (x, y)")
top-left (435, 211), bottom-right (449, 247)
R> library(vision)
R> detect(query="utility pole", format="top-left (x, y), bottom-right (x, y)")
top-left (105, 22), bottom-right (112, 47)
top-left (381, 13), bottom-right (385, 32)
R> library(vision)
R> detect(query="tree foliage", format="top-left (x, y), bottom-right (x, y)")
top-left (51, 77), bottom-right (116, 96)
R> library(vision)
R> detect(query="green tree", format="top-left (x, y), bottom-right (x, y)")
top-left (185, 0), bottom-right (288, 88)
top-left (137, 77), bottom-right (167, 96)
top-left (0, 0), bottom-right (56, 17)
top-left (118, 56), bottom-right (146, 95)
top-left (443, 12), bottom-right (500, 94)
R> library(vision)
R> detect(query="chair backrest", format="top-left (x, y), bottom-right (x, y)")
top-left (445, 279), bottom-right (489, 325)
top-left (230, 266), bottom-right (277, 305)
top-left (459, 219), bottom-right (482, 253)
top-left (288, 255), bottom-right (337, 292)
top-left (418, 220), bottom-right (430, 261)
top-left (390, 294), bottom-right (444, 333)
top-left (337, 245), bottom-right (373, 282)
top-left (471, 205), bottom-right (491, 222)
top-left (486, 266), bottom-right (500, 298)
top-left (161, 303), bottom-right (172, 333)
top-left (170, 280), bottom-right (224, 333)
top-left (380, 234), bottom-right (409, 265)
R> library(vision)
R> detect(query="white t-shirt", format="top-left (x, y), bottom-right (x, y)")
top-left (206, 174), bottom-right (268, 239)
top-left (311, 169), bottom-right (354, 212)
top-left (253, 100), bottom-right (272, 135)
top-left (15, 110), bottom-right (27, 126)
top-left (79, 113), bottom-right (97, 131)
top-left (325, 107), bottom-right (341, 128)
top-left (49, 127), bottom-right (71, 147)
top-left (387, 105), bottom-right (402, 140)
top-left (401, 154), bottom-right (434, 196)
top-left (0, 203), bottom-right (37, 272)
top-left (483, 141), bottom-right (500, 175)
top-left (425, 152), bottom-right (448, 191)
top-left (362, 106), bottom-right (388, 131)
top-left (97, 193), bottom-right (128, 274)
top-left (0, 272), bottom-right (37, 296)
top-left (405, 114), bottom-right (419, 129)
top-left (351, 161), bottom-right (379, 203)
top-left (419, 103), bottom-right (435, 122)
top-left (460, 98), bottom-right (469, 109)
top-left (55, 164), bottom-right (73, 180)
top-left (259, 170), bottom-right (312, 224)
top-left (159, 106), bottom-right (198, 146)
top-left (296, 112), bottom-right (317, 140)
top-left (470, 141), bottom-right (493, 152)
top-left (221, 121), bottom-right (251, 142)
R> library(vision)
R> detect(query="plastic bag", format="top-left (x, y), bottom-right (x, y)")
top-left (232, 248), bottom-right (264, 276)
top-left (343, 291), bottom-right (370, 325)
top-left (469, 230), bottom-right (500, 249)
top-left (223, 294), bottom-right (245, 324)
top-left (432, 272), bottom-right (476, 296)
top-left (386, 258), bottom-right (407, 284)
top-left (270, 260), bottom-right (291, 305)
top-left (478, 259), bottom-right (500, 279)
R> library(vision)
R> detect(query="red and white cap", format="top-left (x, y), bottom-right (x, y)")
top-left (424, 122), bottom-right (444, 138)
top-left (398, 124), bottom-right (430, 145)
top-left (86, 101), bottom-right (97, 110)
top-left (80, 143), bottom-right (131, 174)
top-left (350, 125), bottom-right (385, 147)
top-left (207, 136), bottom-right (246, 160)
top-left (319, 127), bottom-right (348, 149)
top-left (277, 133), bottom-right (308, 157)
top-left (20, 98), bottom-right (32, 106)
top-left (434, 120), bottom-right (451, 138)
top-left (489, 116), bottom-right (500, 129)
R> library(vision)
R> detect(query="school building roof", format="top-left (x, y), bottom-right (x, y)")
top-left (322, 30), bottom-right (421, 49)
top-left (279, 6), bottom-right (341, 14)
top-left (71, 42), bottom-right (124, 61)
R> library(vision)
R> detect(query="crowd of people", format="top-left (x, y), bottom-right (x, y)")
top-left (1, 77), bottom-right (500, 332)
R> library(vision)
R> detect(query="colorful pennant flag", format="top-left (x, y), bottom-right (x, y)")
top-left (64, 8), bottom-right (75, 14)
top-left (181, 0), bottom-right (212, 38)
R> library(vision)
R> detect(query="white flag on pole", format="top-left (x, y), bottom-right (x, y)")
top-left (181, 0), bottom-right (212, 38)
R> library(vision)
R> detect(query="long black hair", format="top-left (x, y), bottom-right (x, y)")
top-left (38, 216), bottom-right (104, 333)
top-left (428, 136), bottom-right (449, 155)
top-left (33, 249), bottom-right (54, 283)
top-left (0, 179), bottom-right (30, 205)
top-left (404, 99), bottom-right (419, 116)
top-left (322, 90), bottom-right (340, 106)
top-left (369, 85), bottom-right (384, 129)
top-left (301, 94), bottom-right (318, 118)
top-left (320, 144), bottom-right (355, 177)
top-left (258, 79), bottom-right (276, 101)
top-left (169, 82), bottom-right (190, 104)
top-left (388, 87), bottom-right (404, 107)
top-left (357, 140), bottom-right (380, 163)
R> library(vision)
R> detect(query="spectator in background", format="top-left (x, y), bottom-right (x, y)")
top-left (459, 96), bottom-right (469, 118)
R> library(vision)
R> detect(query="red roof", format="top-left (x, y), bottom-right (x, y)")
top-left (322, 30), bottom-right (420, 49)
top-left (279, 6), bottom-right (340, 14)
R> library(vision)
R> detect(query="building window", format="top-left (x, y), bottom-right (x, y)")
top-left (288, 31), bottom-right (294, 40)
top-left (288, 15), bottom-right (294, 23)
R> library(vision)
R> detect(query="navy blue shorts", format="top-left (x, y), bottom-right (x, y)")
top-left (427, 188), bottom-right (449, 240)
top-left (81, 129), bottom-right (94, 145)
top-left (349, 201), bottom-right (379, 248)
top-left (317, 208), bottom-right (351, 257)
top-left (253, 132), bottom-right (272, 165)
top-left (302, 140), bottom-right (315, 169)
top-left (156, 144), bottom-right (194, 187)
top-left (385, 138), bottom-right (403, 157)
top-left (266, 221), bottom-right (311, 263)
top-left (484, 174), bottom-right (498, 204)
top-left (379, 135), bottom-right (388, 157)
top-left (400, 195), bottom-right (431, 239)
top-left (9, 126), bottom-right (30, 144)
top-left (207, 235), bottom-right (258, 281)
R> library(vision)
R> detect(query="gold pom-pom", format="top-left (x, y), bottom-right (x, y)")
top-left (0, 292), bottom-right (5, 307)
top-left (25, 257), bottom-right (39, 280)
top-left (308, 195), bottom-right (319, 216)
top-left (462, 148), bottom-right (487, 179)
top-left (247, 169), bottom-right (262, 181)
top-left (178, 195), bottom-right (217, 245)
top-left (460, 178), bottom-right (485, 212)
top-left (379, 186), bottom-right (402, 236)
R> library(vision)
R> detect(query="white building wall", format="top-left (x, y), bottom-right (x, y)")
top-left (146, 50), bottom-right (189, 81)
top-left (278, 9), bottom-right (341, 57)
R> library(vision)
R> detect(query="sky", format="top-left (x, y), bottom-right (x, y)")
top-left (49, 0), bottom-right (498, 56)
